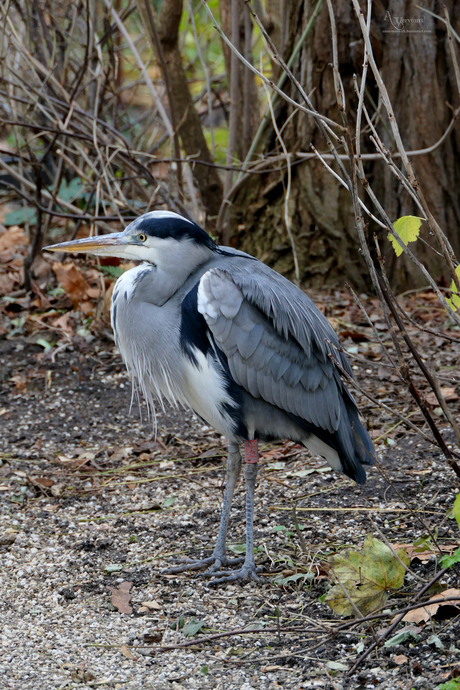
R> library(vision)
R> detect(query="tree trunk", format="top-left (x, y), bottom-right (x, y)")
top-left (139, 0), bottom-right (224, 223)
top-left (227, 0), bottom-right (460, 290)
top-left (219, 0), bottom-right (259, 162)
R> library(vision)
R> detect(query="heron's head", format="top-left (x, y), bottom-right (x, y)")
top-left (44, 211), bottom-right (217, 267)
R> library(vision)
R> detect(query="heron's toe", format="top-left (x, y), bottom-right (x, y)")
top-left (161, 556), bottom-right (216, 575)
top-left (206, 565), bottom-right (265, 586)
top-left (161, 554), bottom-right (244, 575)
top-left (200, 556), bottom-right (244, 577)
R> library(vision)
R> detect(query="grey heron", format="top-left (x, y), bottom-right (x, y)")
top-left (45, 210), bottom-right (375, 585)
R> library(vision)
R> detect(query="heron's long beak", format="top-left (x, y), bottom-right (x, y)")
top-left (43, 232), bottom-right (127, 255)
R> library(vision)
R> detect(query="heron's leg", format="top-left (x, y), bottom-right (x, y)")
top-left (161, 444), bottom-right (243, 574)
top-left (205, 443), bottom-right (242, 567)
top-left (207, 439), bottom-right (264, 585)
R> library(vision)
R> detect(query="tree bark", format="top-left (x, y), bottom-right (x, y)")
top-left (138, 0), bottom-right (223, 222)
top-left (219, 0), bottom-right (259, 162)
top-left (227, 0), bottom-right (460, 290)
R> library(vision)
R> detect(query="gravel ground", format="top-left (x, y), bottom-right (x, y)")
top-left (1, 336), bottom-right (460, 690)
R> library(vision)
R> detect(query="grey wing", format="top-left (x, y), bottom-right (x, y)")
top-left (197, 267), bottom-right (343, 435)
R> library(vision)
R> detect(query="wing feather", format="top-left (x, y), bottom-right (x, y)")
top-left (198, 267), bottom-right (344, 434)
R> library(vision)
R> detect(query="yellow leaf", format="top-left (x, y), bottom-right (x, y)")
top-left (446, 265), bottom-right (460, 312)
top-left (452, 493), bottom-right (460, 531)
top-left (325, 536), bottom-right (410, 616)
top-left (388, 216), bottom-right (424, 257)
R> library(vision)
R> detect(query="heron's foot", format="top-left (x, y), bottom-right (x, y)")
top-left (161, 554), bottom-right (244, 575)
top-left (207, 564), bottom-right (265, 587)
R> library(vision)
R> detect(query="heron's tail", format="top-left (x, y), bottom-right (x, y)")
top-left (335, 391), bottom-right (376, 485)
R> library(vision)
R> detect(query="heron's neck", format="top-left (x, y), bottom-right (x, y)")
top-left (143, 242), bottom-right (216, 305)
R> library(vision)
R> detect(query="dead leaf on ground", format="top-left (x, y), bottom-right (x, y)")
top-left (9, 374), bottom-right (26, 390)
top-left (260, 441), bottom-right (302, 463)
top-left (326, 536), bottom-right (410, 616)
top-left (0, 273), bottom-right (16, 296)
top-left (109, 446), bottom-right (133, 463)
top-left (52, 261), bottom-right (91, 308)
top-left (120, 644), bottom-right (137, 660)
top-left (108, 581), bottom-right (133, 614)
top-left (51, 312), bottom-right (74, 334)
top-left (393, 654), bottom-right (408, 665)
top-left (425, 387), bottom-right (459, 406)
top-left (392, 543), bottom-right (457, 563)
top-left (34, 477), bottom-right (55, 488)
top-left (0, 226), bottom-right (29, 252)
top-left (142, 600), bottom-right (162, 611)
top-left (401, 588), bottom-right (460, 623)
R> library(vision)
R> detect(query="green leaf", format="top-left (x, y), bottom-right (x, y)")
top-left (36, 338), bottom-right (53, 351)
top-left (58, 177), bottom-right (83, 202)
top-left (162, 496), bottom-right (176, 507)
top-left (4, 207), bottom-right (37, 226)
top-left (98, 265), bottom-right (125, 279)
top-left (104, 564), bottom-right (124, 573)
top-left (440, 546), bottom-right (460, 569)
top-left (438, 680), bottom-right (460, 690)
top-left (228, 543), bottom-right (247, 554)
top-left (326, 661), bottom-right (349, 671)
top-left (325, 536), bottom-right (410, 616)
top-left (452, 494), bottom-right (460, 530)
top-left (182, 619), bottom-right (205, 637)
top-left (169, 616), bottom-right (185, 630)
top-left (274, 572), bottom-right (314, 586)
top-left (384, 628), bottom-right (421, 647)
top-left (200, 666), bottom-right (209, 676)
top-left (388, 216), bottom-right (423, 257)
top-left (446, 267), bottom-right (460, 311)
top-left (427, 634), bottom-right (444, 649)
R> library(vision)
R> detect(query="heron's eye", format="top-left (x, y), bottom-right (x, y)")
top-left (138, 233), bottom-right (147, 242)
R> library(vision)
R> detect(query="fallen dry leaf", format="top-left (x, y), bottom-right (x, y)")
top-left (141, 600), bottom-right (162, 611)
top-left (402, 588), bottom-right (460, 623)
top-left (425, 387), bottom-right (459, 406)
top-left (52, 261), bottom-right (91, 307)
top-left (120, 644), bottom-right (137, 660)
top-left (34, 477), bottom-right (55, 488)
top-left (392, 543), bottom-right (457, 563)
top-left (109, 581), bottom-right (133, 614)
top-left (0, 272), bottom-right (16, 296)
top-left (9, 374), bottom-right (26, 390)
top-left (51, 312), bottom-right (74, 334)
top-left (109, 446), bottom-right (133, 463)
top-left (0, 226), bottom-right (29, 252)
top-left (393, 654), bottom-right (408, 665)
